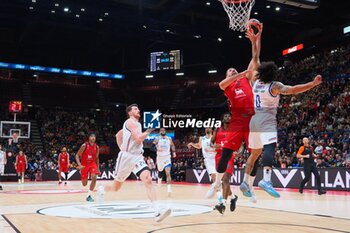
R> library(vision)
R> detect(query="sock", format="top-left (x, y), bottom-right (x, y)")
top-left (87, 189), bottom-right (92, 197)
top-left (248, 175), bottom-right (256, 189)
top-left (152, 201), bottom-right (160, 214)
top-left (216, 191), bottom-right (223, 204)
top-left (215, 173), bottom-right (224, 186)
top-left (21, 176), bottom-right (24, 183)
top-left (223, 199), bottom-right (227, 205)
top-left (243, 173), bottom-right (249, 183)
top-left (263, 168), bottom-right (271, 182)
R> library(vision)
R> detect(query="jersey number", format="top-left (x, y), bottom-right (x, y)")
top-left (256, 94), bottom-right (261, 109)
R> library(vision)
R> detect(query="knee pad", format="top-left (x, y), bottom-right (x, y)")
top-left (217, 148), bottom-right (234, 173)
top-left (262, 143), bottom-right (276, 167)
top-left (251, 158), bottom-right (259, 177)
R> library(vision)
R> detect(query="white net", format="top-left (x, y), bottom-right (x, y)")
top-left (219, 0), bottom-right (255, 32)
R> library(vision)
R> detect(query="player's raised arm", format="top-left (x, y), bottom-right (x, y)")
top-left (246, 24), bottom-right (263, 82)
top-left (219, 70), bottom-right (252, 91)
top-left (116, 130), bottom-right (123, 149)
top-left (127, 120), bottom-right (153, 144)
top-left (271, 75), bottom-right (322, 96)
top-left (75, 143), bottom-right (86, 169)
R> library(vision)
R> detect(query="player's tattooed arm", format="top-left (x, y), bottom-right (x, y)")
top-left (271, 75), bottom-right (322, 95)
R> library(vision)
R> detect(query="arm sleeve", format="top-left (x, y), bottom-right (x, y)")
top-left (297, 146), bottom-right (304, 155)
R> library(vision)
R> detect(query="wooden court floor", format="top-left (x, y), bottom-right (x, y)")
top-left (0, 180), bottom-right (349, 233)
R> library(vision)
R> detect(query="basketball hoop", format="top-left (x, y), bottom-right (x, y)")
top-left (219, 0), bottom-right (255, 32)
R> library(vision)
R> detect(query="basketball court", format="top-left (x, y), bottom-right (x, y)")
top-left (1, 181), bottom-right (349, 233)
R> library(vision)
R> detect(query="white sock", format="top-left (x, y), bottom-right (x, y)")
top-left (215, 173), bottom-right (224, 186)
top-left (216, 191), bottom-right (223, 204)
top-left (248, 175), bottom-right (256, 189)
top-left (87, 189), bottom-right (92, 197)
top-left (243, 173), bottom-right (249, 183)
top-left (263, 168), bottom-right (271, 182)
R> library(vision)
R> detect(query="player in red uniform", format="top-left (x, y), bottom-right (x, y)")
top-left (206, 26), bottom-right (262, 200)
top-left (76, 133), bottom-right (100, 202)
top-left (15, 150), bottom-right (27, 184)
top-left (58, 147), bottom-right (70, 185)
top-left (211, 113), bottom-right (238, 214)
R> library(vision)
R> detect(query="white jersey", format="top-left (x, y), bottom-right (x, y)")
top-left (156, 136), bottom-right (171, 157)
top-left (201, 136), bottom-right (216, 159)
top-left (120, 119), bottom-right (144, 155)
top-left (252, 79), bottom-right (280, 117)
top-left (0, 150), bottom-right (5, 164)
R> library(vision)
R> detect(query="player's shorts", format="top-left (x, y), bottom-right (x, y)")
top-left (0, 164), bottom-right (4, 174)
top-left (223, 116), bottom-right (251, 151)
top-left (204, 156), bottom-right (216, 176)
top-left (249, 113), bottom-right (277, 149)
top-left (59, 164), bottom-right (68, 173)
top-left (215, 151), bottom-right (235, 175)
top-left (156, 155), bottom-right (171, 172)
top-left (80, 163), bottom-right (99, 180)
top-left (114, 151), bottom-right (149, 182)
top-left (16, 165), bottom-right (25, 173)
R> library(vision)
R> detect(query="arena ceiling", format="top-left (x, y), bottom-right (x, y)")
top-left (0, 0), bottom-right (349, 78)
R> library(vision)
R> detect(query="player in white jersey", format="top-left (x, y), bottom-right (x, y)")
top-left (0, 144), bottom-right (5, 190)
top-left (240, 61), bottom-right (323, 198)
top-left (153, 128), bottom-right (176, 195)
top-left (188, 128), bottom-right (217, 182)
top-left (104, 104), bottom-right (171, 222)
top-left (0, 144), bottom-right (6, 175)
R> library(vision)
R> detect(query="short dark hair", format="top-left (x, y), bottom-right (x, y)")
top-left (257, 61), bottom-right (278, 83)
top-left (221, 112), bottom-right (231, 121)
top-left (126, 104), bottom-right (138, 117)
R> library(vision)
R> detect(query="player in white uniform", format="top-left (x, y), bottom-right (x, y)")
top-left (103, 104), bottom-right (171, 222)
top-left (0, 144), bottom-right (6, 175)
top-left (188, 128), bottom-right (217, 182)
top-left (0, 144), bottom-right (5, 190)
top-left (153, 128), bottom-right (176, 195)
top-left (240, 61), bottom-right (323, 198)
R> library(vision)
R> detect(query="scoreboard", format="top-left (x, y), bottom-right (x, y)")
top-left (150, 50), bottom-right (181, 72)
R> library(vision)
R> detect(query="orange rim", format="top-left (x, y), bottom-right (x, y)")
top-left (222, 0), bottom-right (251, 3)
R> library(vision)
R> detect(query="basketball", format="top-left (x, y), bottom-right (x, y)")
top-left (247, 18), bottom-right (262, 35)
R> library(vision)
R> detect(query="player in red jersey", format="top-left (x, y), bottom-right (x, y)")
top-left (15, 150), bottom-right (27, 184)
top-left (206, 26), bottom-right (262, 200)
top-left (211, 113), bottom-right (239, 214)
top-left (76, 133), bottom-right (100, 202)
top-left (58, 147), bottom-right (70, 185)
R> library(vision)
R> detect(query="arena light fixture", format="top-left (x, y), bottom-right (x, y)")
top-left (32, 0), bottom-right (36, 3)
top-left (166, 29), bottom-right (170, 33)
top-left (142, 25), bottom-right (147, 29)
top-left (105, 12), bottom-right (109, 16)
top-left (99, 18), bottom-right (103, 22)
top-left (208, 70), bottom-right (217, 74)
top-left (275, 6), bottom-right (281, 11)
top-left (76, 14), bottom-right (80, 18)
top-left (81, 8), bottom-right (85, 12)
top-left (266, 5), bottom-right (271, 8)
top-left (206, 2), bottom-right (211, 6)
top-left (238, 35), bottom-right (243, 39)
top-left (51, 10), bottom-right (55, 13)
top-left (64, 7), bottom-right (69, 12)
top-left (55, 3), bottom-right (59, 7)
top-left (29, 6), bottom-right (34, 10)
top-left (145, 75), bottom-right (154, 78)
top-left (218, 37), bottom-right (222, 42)
top-left (96, 80), bottom-right (100, 83)
top-left (176, 72), bottom-right (184, 76)
top-left (254, 12), bottom-right (258, 15)
top-left (194, 35), bottom-right (202, 39)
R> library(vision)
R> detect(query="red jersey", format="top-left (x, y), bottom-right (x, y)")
top-left (215, 126), bottom-right (229, 155)
top-left (17, 154), bottom-right (26, 165)
top-left (224, 77), bottom-right (254, 117)
top-left (59, 152), bottom-right (69, 164)
top-left (81, 143), bottom-right (98, 165)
